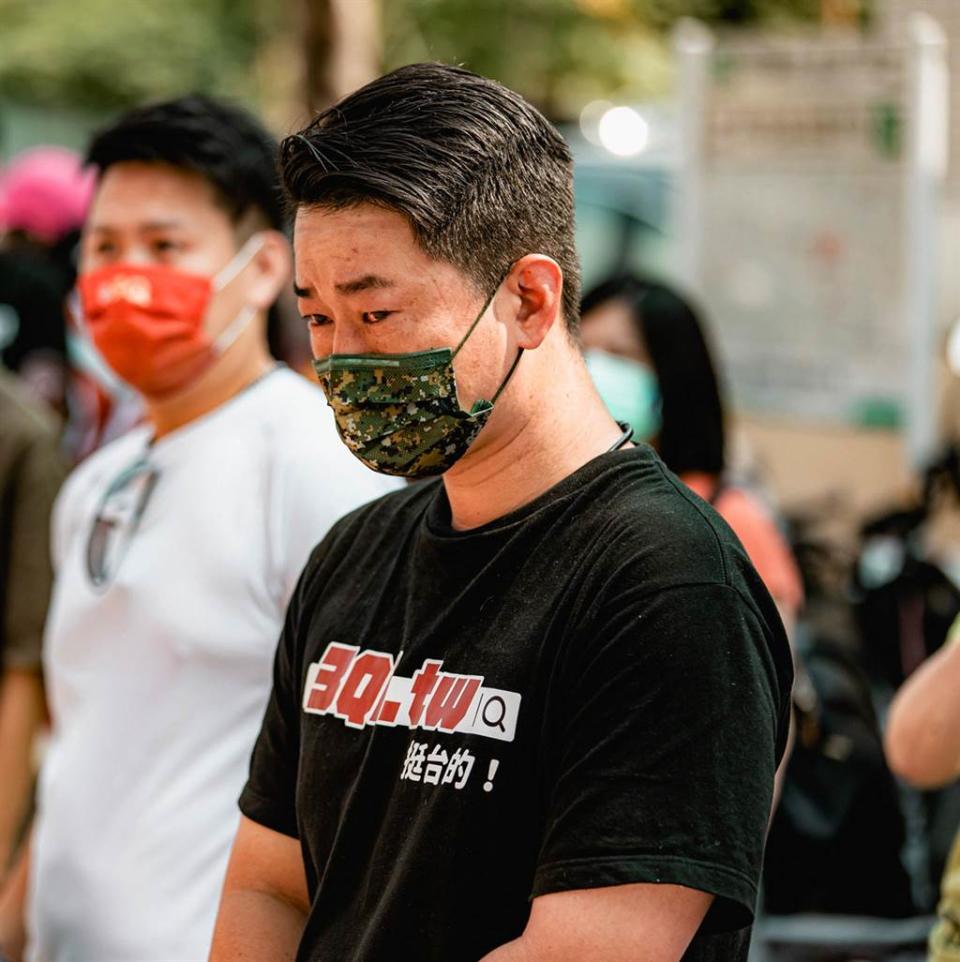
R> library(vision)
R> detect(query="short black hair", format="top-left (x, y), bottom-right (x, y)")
top-left (581, 274), bottom-right (726, 476)
top-left (280, 62), bottom-right (581, 332)
top-left (86, 94), bottom-right (285, 233)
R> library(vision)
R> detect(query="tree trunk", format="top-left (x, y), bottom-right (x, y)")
top-left (303, 0), bottom-right (381, 112)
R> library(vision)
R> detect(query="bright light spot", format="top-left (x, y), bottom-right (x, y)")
top-left (597, 106), bottom-right (649, 157)
top-left (579, 100), bottom-right (612, 146)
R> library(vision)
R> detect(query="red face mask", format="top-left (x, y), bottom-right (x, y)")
top-left (77, 237), bottom-right (262, 397)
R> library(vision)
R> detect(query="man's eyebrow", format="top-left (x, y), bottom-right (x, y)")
top-left (88, 220), bottom-right (185, 234)
top-left (141, 220), bottom-right (186, 232)
top-left (334, 274), bottom-right (395, 295)
top-left (293, 275), bottom-right (396, 299)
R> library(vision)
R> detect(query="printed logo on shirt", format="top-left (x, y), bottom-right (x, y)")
top-left (396, 741), bottom-right (501, 793)
top-left (302, 642), bottom-right (522, 743)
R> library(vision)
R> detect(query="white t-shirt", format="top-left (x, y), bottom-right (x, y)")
top-left (28, 368), bottom-right (399, 962)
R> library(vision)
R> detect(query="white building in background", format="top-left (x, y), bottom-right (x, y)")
top-left (672, 8), bottom-right (950, 467)
top-left (880, 0), bottom-right (960, 161)
top-left (879, 0), bottom-right (960, 344)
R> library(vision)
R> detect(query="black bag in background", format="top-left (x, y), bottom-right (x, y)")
top-left (763, 606), bottom-right (915, 918)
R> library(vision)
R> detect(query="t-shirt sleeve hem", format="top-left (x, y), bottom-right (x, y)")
top-left (238, 785), bottom-right (299, 841)
top-left (532, 853), bottom-right (756, 932)
top-left (1, 645), bottom-right (43, 672)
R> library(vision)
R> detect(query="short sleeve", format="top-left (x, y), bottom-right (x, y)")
top-left (534, 580), bottom-right (790, 933)
top-left (3, 431), bottom-right (65, 670)
top-left (239, 554), bottom-right (315, 839)
top-left (714, 488), bottom-right (804, 616)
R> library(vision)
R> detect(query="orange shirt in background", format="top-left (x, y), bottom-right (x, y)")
top-left (683, 472), bottom-right (804, 617)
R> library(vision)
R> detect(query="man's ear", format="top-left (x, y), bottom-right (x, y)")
top-left (247, 230), bottom-right (292, 311)
top-left (502, 254), bottom-right (564, 350)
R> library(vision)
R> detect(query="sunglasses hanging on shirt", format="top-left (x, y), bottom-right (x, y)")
top-left (85, 454), bottom-right (160, 590)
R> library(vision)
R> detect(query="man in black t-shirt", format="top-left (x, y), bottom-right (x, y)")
top-left (211, 63), bottom-right (793, 962)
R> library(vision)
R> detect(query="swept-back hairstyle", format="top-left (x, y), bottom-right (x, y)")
top-left (581, 274), bottom-right (727, 476)
top-left (279, 62), bottom-right (582, 332)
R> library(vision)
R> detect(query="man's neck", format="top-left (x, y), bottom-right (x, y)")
top-left (442, 356), bottom-right (627, 531)
top-left (145, 340), bottom-right (274, 440)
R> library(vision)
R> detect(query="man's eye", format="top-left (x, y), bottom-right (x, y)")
top-left (153, 239), bottom-right (182, 254)
top-left (305, 314), bottom-right (332, 328)
top-left (362, 311), bottom-right (393, 324)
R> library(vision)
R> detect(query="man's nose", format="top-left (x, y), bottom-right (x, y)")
top-left (122, 247), bottom-right (157, 267)
top-left (330, 325), bottom-right (376, 356)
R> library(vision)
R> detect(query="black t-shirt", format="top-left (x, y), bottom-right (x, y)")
top-left (241, 445), bottom-right (793, 962)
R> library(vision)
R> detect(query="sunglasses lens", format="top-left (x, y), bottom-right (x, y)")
top-left (86, 518), bottom-right (116, 587)
top-left (85, 463), bottom-right (158, 589)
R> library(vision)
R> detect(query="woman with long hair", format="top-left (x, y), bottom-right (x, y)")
top-left (580, 274), bottom-right (803, 630)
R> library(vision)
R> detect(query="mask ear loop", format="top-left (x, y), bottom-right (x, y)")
top-left (213, 304), bottom-right (258, 356)
top-left (452, 270), bottom-right (524, 406)
top-left (210, 235), bottom-right (266, 356)
top-left (490, 347), bottom-right (524, 403)
top-left (212, 234), bottom-right (265, 292)
top-left (451, 281), bottom-right (502, 359)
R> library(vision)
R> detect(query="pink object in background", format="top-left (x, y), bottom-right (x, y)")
top-left (0, 146), bottom-right (95, 243)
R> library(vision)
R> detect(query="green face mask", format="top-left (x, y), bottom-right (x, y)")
top-left (313, 286), bottom-right (522, 478)
top-left (584, 349), bottom-right (662, 442)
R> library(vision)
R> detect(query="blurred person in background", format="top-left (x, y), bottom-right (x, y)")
top-left (580, 274), bottom-right (803, 636)
top-left (0, 367), bottom-right (64, 884)
top-left (0, 148), bottom-right (94, 418)
top-left (211, 63), bottom-right (792, 962)
top-left (885, 618), bottom-right (960, 962)
top-left (0, 95), bottom-right (396, 962)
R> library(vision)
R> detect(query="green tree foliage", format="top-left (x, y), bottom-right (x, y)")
top-left (383, 0), bottom-right (823, 117)
top-left (635, 0), bottom-right (821, 28)
top-left (383, 0), bottom-right (667, 117)
top-left (0, 0), bottom-right (824, 117)
top-left (0, 0), bottom-right (268, 110)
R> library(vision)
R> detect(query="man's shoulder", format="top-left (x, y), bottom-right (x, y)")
top-left (581, 449), bottom-right (791, 697)
top-left (586, 447), bottom-right (745, 593)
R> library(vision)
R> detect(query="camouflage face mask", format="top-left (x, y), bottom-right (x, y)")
top-left (313, 285), bottom-right (522, 478)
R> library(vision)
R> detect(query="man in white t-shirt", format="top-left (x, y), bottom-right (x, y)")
top-left (0, 95), bottom-right (397, 962)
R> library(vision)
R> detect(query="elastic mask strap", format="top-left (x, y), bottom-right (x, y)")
top-left (213, 234), bottom-right (264, 292)
top-left (213, 304), bottom-right (257, 356)
top-left (491, 348), bottom-right (524, 404)
top-left (452, 281), bottom-right (503, 359)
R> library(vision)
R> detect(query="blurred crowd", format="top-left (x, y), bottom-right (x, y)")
top-left (0, 81), bottom-right (958, 962)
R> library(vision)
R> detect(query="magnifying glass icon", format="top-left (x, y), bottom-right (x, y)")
top-left (481, 695), bottom-right (508, 733)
